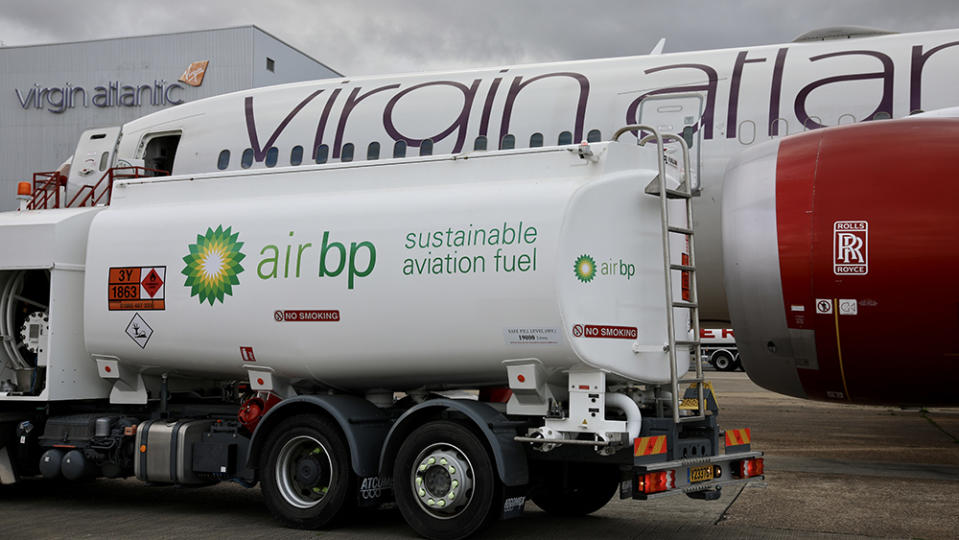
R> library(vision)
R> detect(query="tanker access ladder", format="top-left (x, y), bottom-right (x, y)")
top-left (614, 124), bottom-right (707, 425)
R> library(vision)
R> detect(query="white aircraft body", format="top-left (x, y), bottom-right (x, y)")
top-left (68, 27), bottom-right (959, 323)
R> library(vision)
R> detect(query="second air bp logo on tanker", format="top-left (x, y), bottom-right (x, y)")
top-left (182, 225), bottom-right (246, 305)
top-left (833, 221), bottom-right (868, 275)
top-left (573, 253), bottom-right (635, 284)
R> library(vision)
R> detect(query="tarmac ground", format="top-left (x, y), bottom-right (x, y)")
top-left (0, 371), bottom-right (956, 539)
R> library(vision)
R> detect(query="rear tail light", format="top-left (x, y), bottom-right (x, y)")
top-left (638, 470), bottom-right (676, 494)
top-left (737, 457), bottom-right (764, 478)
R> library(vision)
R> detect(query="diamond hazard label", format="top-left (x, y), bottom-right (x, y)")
top-left (109, 266), bottom-right (166, 310)
top-left (141, 268), bottom-right (164, 297)
top-left (125, 313), bottom-right (153, 349)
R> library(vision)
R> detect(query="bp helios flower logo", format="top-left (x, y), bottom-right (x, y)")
top-left (574, 254), bottom-right (596, 283)
top-left (182, 225), bottom-right (245, 305)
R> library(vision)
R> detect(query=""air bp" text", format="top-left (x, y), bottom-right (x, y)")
top-left (257, 231), bottom-right (376, 289)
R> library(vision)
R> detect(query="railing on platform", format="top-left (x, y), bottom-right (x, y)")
top-left (27, 167), bottom-right (169, 210)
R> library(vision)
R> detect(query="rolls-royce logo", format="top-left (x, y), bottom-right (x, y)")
top-left (833, 220), bottom-right (868, 275)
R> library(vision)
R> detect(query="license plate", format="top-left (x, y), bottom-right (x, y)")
top-left (689, 465), bottom-right (714, 483)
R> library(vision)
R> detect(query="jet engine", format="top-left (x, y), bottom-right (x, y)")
top-left (722, 118), bottom-right (959, 406)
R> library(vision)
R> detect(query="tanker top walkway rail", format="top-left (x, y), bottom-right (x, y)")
top-left (24, 166), bottom-right (168, 210)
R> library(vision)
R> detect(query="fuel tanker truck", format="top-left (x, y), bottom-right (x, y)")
top-left (0, 127), bottom-right (761, 539)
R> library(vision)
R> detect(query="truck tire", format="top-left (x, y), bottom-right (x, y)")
top-left (393, 420), bottom-right (502, 540)
top-left (259, 414), bottom-right (356, 529)
top-left (529, 462), bottom-right (619, 516)
top-left (711, 350), bottom-right (736, 372)
top-left (734, 353), bottom-right (744, 371)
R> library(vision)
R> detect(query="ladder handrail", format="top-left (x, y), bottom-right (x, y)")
top-left (614, 124), bottom-right (704, 424)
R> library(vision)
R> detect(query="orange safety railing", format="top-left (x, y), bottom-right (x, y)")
top-left (27, 166), bottom-right (169, 210)
top-left (28, 171), bottom-right (68, 210)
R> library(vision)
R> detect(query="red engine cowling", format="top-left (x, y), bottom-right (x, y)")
top-left (722, 118), bottom-right (959, 406)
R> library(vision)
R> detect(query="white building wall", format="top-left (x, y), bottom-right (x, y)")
top-left (0, 26), bottom-right (339, 210)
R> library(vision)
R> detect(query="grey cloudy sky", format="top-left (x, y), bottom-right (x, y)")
top-left (1, 1), bottom-right (958, 75)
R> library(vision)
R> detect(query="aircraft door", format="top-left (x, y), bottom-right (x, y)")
top-left (636, 94), bottom-right (703, 191)
top-left (66, 126), bottom-right (122, 205)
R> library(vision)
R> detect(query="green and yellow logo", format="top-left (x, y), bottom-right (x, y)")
top-left (182, 225), bottom-right (246, 305)
top-left (574, 254), bottom-right (596, 283)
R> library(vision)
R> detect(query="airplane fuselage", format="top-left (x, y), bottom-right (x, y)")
top-left (111, 28), bottom-right (959, 323)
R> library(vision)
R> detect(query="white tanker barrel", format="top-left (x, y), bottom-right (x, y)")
top-left (83, 142), bottom-right (689, 390)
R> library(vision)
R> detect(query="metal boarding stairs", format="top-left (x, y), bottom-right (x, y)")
top-left (613, 125), bottom-right (706, 425)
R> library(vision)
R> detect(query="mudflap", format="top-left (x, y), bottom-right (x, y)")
top-left (500, 485), bottom-right (529, 520)
top-left (356, 475), bottom-right (393, 507)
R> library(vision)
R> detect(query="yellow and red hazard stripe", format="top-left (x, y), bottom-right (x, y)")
top-left (634, 435), bottom-right (667, 457)
top-left (725, 428), bottom-right (751, 447)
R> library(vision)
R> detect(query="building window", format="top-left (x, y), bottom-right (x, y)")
top-left (241, 149), bottom-right (254, 169)
top-left (558, 131), bottom-right (573, 145)
top-left (341, 143), bottom-right (355, 162)
top-left (367, 142), bottom-right (380, 160)
top-left (393, 140), bottom-right (407, 158)
top-left (265, 147), bottom-right (279, 167)
top-left (587, 129), bottom-right (602, 143)
top-left (420, 139), bottom-right (433, 156)
top-left (266, 57), bottom-right (275, 72)
top-left (217, 150), bottom-right (230, 170)
top-left (290, 145), bottom-right (303, 166)
top-left (500, 134), bottom-right (515, 150)
top-left (474, 136), bottom-right (487, 151)
top-left (529, 133), bottom-right (544, 148)
top-left (315, 144), bottom-right (329, 164)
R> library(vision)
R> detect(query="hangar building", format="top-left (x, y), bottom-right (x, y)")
top-left (0, 26), bottom-right (339, 210)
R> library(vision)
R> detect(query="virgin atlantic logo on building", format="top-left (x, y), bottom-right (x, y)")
top-left (179, 61), bottom-right (209, 87)
top-left (13, 61), bottom-right (209, 114)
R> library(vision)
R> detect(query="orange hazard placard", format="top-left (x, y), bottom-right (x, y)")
top-left (108, 266), bottom-right (166, 311)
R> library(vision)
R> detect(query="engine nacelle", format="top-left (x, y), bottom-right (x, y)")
top-left (723, 118), bottom-right (959, 406)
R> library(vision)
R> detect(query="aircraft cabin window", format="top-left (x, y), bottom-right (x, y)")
top-left (315, 144), bottom-right (329, 164)
top-left (99, 151), bottom-right (110, 171)
top-left (342, 143), bottom-right (355, 162)
top-left (217, 150), bottom-right (230, 170)
top-left (530, 133), bottom-right (544, 148)
top-left (474, 136), bottom-right (488, 151)
top-left (368, 142), bottom-right (381, 160)
top-left (420, 139), bottom-right (433, 156)
top-left (393, 140), bottom-right (407, 158)
top-left (838, 113), bottom-right (856, 125)
top-left (558, 131), bottom-right (572, 145)
top-left (265, 147), bottom-right (279, 168)
top-left (290, 145), bottom-right (303, 166)
top-left (500, 134), bottom-right (515, 150)
top-left (266, 58), bottom-right (275, 72)
top-left (587, 129), bottom-right (602, 143)
top-left (241, 149), bottom-right (254, 169)
top-left (737, 121), bottom-right (756, 145)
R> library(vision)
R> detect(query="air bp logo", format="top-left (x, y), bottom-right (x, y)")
top-left (182, 225), bottom-right (246, 305)
top-left (574, 254), bottom-right (596, 283)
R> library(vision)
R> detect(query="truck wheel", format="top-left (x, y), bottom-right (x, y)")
top-left (259, 414), bottom-right (355, 529)
top-left (393, 420), bottom-right (502, 540)
top-left (712, 351), bottom-right (736, 372)
top-left (734, 353), bottom-right (744, 371)
top-left (529, 462), bottom-right (619, 516)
